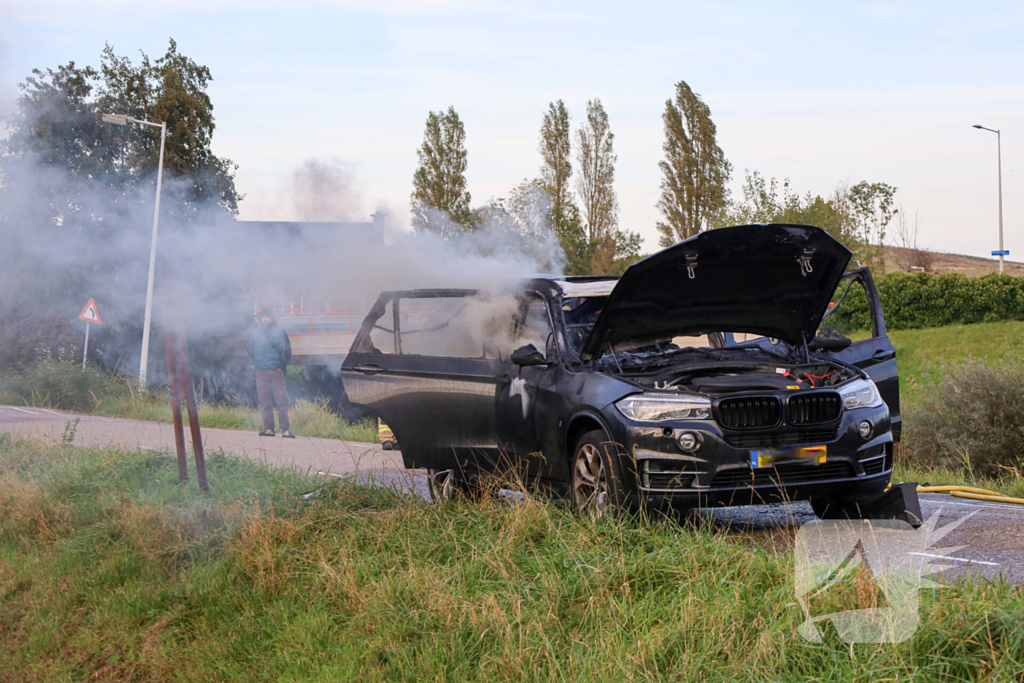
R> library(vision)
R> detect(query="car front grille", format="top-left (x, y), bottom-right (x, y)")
top-left (723, 429), bottom-right (836, 449)
top-left (711, 461), bottom-right (854, 488)
top-left (787, 392), bottom-right (842, 425)
top-left (716, 396), bottom-right (781, 428)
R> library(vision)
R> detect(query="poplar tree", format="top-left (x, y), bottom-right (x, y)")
top-left (575, 98), bottom-right (618, 244)
top-left (539, 100), bottom-right (573, 228)
top-left (411, 106), bottom-right (472, 237)
top-left (656, 81), bottom-right (731, 246)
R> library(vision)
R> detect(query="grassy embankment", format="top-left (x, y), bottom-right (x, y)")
top-left (0, 361), bottom-right (377, 442)
top-left (883, 319), bottom-right (1024, 410)
top-left (1, 433), bottom-right (1022, 681)
top-left (878, 321), bottom-right (1024, 495)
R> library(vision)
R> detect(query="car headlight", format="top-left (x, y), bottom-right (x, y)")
top-left (616, 393), bottom-right (712, 422)
top-left (838, 378), bottom-right (884, 410)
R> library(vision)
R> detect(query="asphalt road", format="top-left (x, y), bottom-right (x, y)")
top-left (3, 404), bottom-right (1022, 583)
top-left (0, 404), bottom-right (427, 497)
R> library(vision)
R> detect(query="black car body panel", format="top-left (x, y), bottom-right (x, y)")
top-left (580, 224), bottom-right (852, 360)
top-left (819, 268), bottom-right (902, 441)
top-left (341, 224), bottom-right (899, 509)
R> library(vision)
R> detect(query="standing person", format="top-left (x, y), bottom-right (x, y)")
top-left (246, 308), bottom-right (294, 438)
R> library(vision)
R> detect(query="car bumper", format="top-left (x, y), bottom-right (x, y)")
top-left (604, 403), bottom-right (894, 508)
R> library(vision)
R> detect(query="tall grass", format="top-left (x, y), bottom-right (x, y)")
top-left (1, 361), bottom-right (377, 442)
top-left (1, 434), bottom-right (1022, 681)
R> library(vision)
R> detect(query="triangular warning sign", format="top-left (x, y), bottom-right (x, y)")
top-left (78, 298), bottom-right (102, 325)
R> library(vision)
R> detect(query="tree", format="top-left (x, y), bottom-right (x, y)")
top-left (1, 40), bottom-right (241, 218)
top-left (554, 202), bottom-right (594, 275)
top-left (655, 81), bottom-right (731, 246)
top-left (575, 98), bottom-right (618, 244)
top-left (99, 41), bottom-right (241, 216)
top-left (573, 98), bottom-right (640, 275)
top-left (0, 40), bottom-right (240, 370)
top-left (849, 181), bottom-right (898, 273)
top-left (715, 170), bottom-right (862, 251)
top-left (537, 100), bottom-right (595, 274)
top-left (411, 106), bottom-right (472, 237)
top-left (470, 180), bottom-right (565, 274)
top-left (539, 100), bottom-right (573, 229)
top-left (891, 205), bottom-right (933, 272)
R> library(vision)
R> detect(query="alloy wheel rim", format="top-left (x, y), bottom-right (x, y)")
top-left (573, 443), bottom-right (608, 513)
top-left (428, 469), bottom-right (455, 501)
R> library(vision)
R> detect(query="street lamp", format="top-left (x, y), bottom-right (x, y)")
top-left (102, 113), bottom-right (167, 389)
top-left (973, 124), bottom-right (1005, 275)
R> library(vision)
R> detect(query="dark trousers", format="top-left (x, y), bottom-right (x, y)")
top-left (256, 368), bottom-right (290, 431)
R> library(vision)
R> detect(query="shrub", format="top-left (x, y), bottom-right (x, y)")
top-left (905, 355), bottom-right (1024, 478)
top-left (831, 271), bottom-right (1024, 332)
top-left (0, 360), bottom-right (131, 412)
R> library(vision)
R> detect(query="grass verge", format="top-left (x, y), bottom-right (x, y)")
top-left (884, 319), bottom-right (1024, 409)
top-left (1, 434), bottom-right (1023, 681)
top-left (0, 361), bottom-right (377, 442)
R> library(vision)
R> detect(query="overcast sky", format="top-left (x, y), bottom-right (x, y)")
top-left (2, 0), bottom-right (1021, 259)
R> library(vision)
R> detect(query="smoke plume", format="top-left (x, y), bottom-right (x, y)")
top-left (1, 145), bottom-right (567, 379)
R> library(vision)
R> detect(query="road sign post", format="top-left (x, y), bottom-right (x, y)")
top-left (82, 323), bottom-right (90, 370)
top-left (77, 298), bottom-right (103, 369)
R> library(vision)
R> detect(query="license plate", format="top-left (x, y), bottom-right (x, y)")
top-left (750, 446), bottom-right (827, 468)
top-left (798, 446), bottom-right (828, 464)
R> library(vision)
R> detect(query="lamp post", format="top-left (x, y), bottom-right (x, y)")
top-left (973, 124), bottom-right (1005, 275)
top-left (102, 113), bottom-right (167, 388)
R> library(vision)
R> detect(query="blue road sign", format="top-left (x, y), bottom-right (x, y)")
top-left (992, 250), bottom-right (1010, 256)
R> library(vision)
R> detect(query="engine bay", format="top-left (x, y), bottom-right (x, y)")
top-left (659, 363), bottom-right (857, 395)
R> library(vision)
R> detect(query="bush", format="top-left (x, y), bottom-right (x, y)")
top-left (0, 360), bottom-right (131, 412)
top-left (831, 272), bottom-right (1024, 332)
top-left (905, 355), bottom-right (1024, 478)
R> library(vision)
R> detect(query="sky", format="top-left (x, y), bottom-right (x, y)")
top-left (1, 0), bottom-right (1022, 259)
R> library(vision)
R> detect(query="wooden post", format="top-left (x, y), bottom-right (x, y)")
top-left (164, 330), bottom-right (189, 483)
top-left (175, 334), bottom-right (208, 492)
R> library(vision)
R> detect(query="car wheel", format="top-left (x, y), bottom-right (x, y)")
top-left (810, 496), bottom-right (862, 520)
top-left (426, 469), bottom-right (455, 501)
top-left (572, 430), bottom-right (630, 514)
top-left (426, 468), bottom-right (483, 502)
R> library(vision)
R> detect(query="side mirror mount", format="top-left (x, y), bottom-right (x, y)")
top-left (511, 343), bottom-right (550, 367)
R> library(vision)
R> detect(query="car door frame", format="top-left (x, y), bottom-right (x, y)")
top-left (340, 289), bottom-right (507, 472)
top-left (494, 287), bottom-right (569, 482)
top-left (821, 267), bottom-right (902, 440)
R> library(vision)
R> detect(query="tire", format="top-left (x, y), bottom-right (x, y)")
top-left (426, 468), bottom-right (483, 502)
top-left (571, 430), bottom-right (632, 514)
top-left (426, 468), bottom-right (454, 502)
top-left (810, 496), bottom-right (862, 520)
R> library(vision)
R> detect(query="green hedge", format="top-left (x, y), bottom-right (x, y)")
top-left (829, 272), bottom-right (1024, 332)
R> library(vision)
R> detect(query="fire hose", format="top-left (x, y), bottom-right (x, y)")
top-left (916, 484), bottom-right (1024, 506)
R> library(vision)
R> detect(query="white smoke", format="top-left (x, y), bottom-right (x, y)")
top-left (1, 146), bottom-right (567, 373)
top-left (289, 158), bottom-right (364, 222)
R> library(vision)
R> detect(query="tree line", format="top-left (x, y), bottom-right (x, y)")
top-left (410, 81), bottom-right (903, 275)
top-left (3, 39), bottom-right (905, 285)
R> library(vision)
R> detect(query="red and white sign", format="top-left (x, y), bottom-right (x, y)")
top-left (78, 298), bottom-right (102, 325)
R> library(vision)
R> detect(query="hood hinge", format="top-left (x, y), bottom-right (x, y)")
top-left (798, 248), bottom-right (815, 277)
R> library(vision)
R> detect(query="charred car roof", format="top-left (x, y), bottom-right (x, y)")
top-left (577, 224), bottom-right (852, 361)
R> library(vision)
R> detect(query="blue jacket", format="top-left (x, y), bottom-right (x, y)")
top-left (247, 323), bottom-right (292, 370)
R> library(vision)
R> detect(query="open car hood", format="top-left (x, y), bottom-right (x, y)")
top-left (578, 224), bottom-right (852, 361)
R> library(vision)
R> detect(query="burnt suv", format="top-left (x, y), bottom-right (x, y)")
top-left (340, 224), bottom-right (900, 516)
